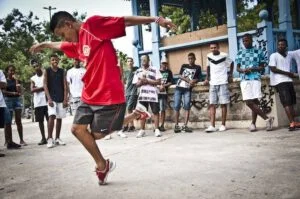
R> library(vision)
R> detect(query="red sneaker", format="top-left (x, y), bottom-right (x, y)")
top-left (289, 122), bottom-right (300, 131)
top-left (95, 159), bottom-right (116, 185)
top-left (134, 103), bottom-right (151, 120)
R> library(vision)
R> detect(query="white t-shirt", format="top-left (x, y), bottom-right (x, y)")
top-left (268, 50), bottom-right (300, 86)
top-left (0, 70), bottom-right (7, 107)
top-left (31, 74), bottom-right (47, 108)
top-left (132, 66), bottom-right (162, 102)
top-left (66, 67), bottom-right (86, 98)
top-left (207, 52), bottom-right (232, 85)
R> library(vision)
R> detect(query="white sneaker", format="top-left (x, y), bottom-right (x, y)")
top-left (249, 123), bottom-right (257, 132)
top-left (154, 129), bottom-right (162, 137)
top-left (205, 125), bottom-right (217, 133)
top-left (47, 138), bottom-right (55, 148)
top-left (55, 138), bottom-right (66, 145)
top-left (219, 125), bottom-right (226, 132)
top-left (103, 134), bottom-right (112, 140)
top-left (117, 130), bottom-right (127, 138)
top-left (136, 130), bottom-right (146, 138)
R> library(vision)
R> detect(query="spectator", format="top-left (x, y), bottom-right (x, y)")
top-left (30, 60), bottom-right (48, 145)
top-left (0, 69), bottom-right (7, 155)
top-left (236, 33), bottom-right (274, 132)
top-left (269, 38), bottom-right (300, 131)
top-left (173, 53), bottom-right (201, 133)
top-left (66, 59), bottom-right (86, 111)
top-left (44, 54), bottom-right (68, 148)
top-left (133, 55), bottom-right (162, 138)
top-left (204, 42), bottom-right (233, 132)
top-left (117, 57), bottom-right (139, 138)
top-left (2, 65), bottom-right (26, 147)
top-left (158, 60), bottom-right (173, 132)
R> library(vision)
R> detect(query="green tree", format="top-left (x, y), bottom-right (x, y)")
top-left (237, 2), bottom-right (266, 32)
top-left (131, 0), bottom-right (285, 34)
top-left (0, 9), bottom-right (43, 107)
top-left (198, 10), bottom-right (219, 29)
top-left (0, 9), bottom-right (86, 108)
top-left (117, 50), bottom-right (128, 68)
top-left (160, 6), bottom-right (190, 34)
top-left (37, 11), bottom-right (87, 70)
top-left (0, 9), bottom-right (42, 71)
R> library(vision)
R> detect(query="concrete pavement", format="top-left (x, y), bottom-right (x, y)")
top-left (0, 116), bottom-right (300, 199)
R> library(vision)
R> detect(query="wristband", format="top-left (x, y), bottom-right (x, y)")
top-left (155, 16), bottom-right (162, 23)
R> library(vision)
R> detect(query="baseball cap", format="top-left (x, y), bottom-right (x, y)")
top-left (161, 59), bottom-right (168, 64)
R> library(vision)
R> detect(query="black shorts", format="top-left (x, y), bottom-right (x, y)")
top-left (126, 95), bottom-right (138, 111)
top-left (139, 101), bottom-right (159, 115)
top-left (35, 106), bottom-right (49, 122)
top-left (275, 82), bottom-right (296, 106)
top-left (0, 107), bottom-right (5, 128)
top-left (73, 102), bottom-right (126, 134)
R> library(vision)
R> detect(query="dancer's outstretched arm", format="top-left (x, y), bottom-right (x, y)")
top-left (124, 16), bottom-right (176, 29)
top-left (30, 42), bottom-right (62, 53)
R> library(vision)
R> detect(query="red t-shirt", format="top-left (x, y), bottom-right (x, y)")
top-left (60, 16), bottom-right (126, 105)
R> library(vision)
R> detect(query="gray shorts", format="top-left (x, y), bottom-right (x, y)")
top-left (209, 84), bottom-right (230, 105)
top-left (73, 102), bottom-right (126, 134)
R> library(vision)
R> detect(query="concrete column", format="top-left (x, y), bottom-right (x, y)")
top-left (149, 0), bottom-right (161, 69)
top-left (131, 0), bottom-right (143, 67)
top-left (296, 0), bottom-right (300, 28)
top-left (190, 0), bottom-right (199, 31)
top-left (225, 0), bottom-right (238, 77)
top-left (278, 0), bottom-right (294, 50)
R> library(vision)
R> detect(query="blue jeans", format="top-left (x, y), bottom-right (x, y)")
top-left (158, 94), bottom-right (168, 112)
top-left (173, 88), bottom-right (191, 111)
top-left (4, 97), bottom-right (22, 124)
top-left (5, 97), bottom-right (22, 111)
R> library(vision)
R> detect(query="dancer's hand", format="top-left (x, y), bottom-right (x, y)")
top-left (157, 17), bottom-right (176, 31)
top-left (30, 42), bottom-right (62, 54)
top-left (30, 43), bottom-right (45, 54)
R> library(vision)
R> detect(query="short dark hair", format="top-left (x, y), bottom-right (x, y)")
top-left (242, 33), bottom-right (252, 39)
top-left (50, 11), bottom-right (76, 32)
top-left (278, 38), bottom-right (288, 46)
top-left (5, 64), bottom-right (15, 74)
top-left (50, 54), bottom-right (59, 59)
top-left (30, 59), bottom-right (40, 67)
top-left (141, 54), bottom-right (150, 61)
top-left (209, 42), bottom-right (219, 47)
top-left (188, 52), bottom-right (196, 58)
top-left (127, 57), bottom-right (133, 61)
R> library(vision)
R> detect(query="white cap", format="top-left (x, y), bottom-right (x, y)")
top-left (161, 58), bottom-right (168, 63)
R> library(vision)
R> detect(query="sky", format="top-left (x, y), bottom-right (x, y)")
top-left (0, 0), bottom-right (149, 57)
